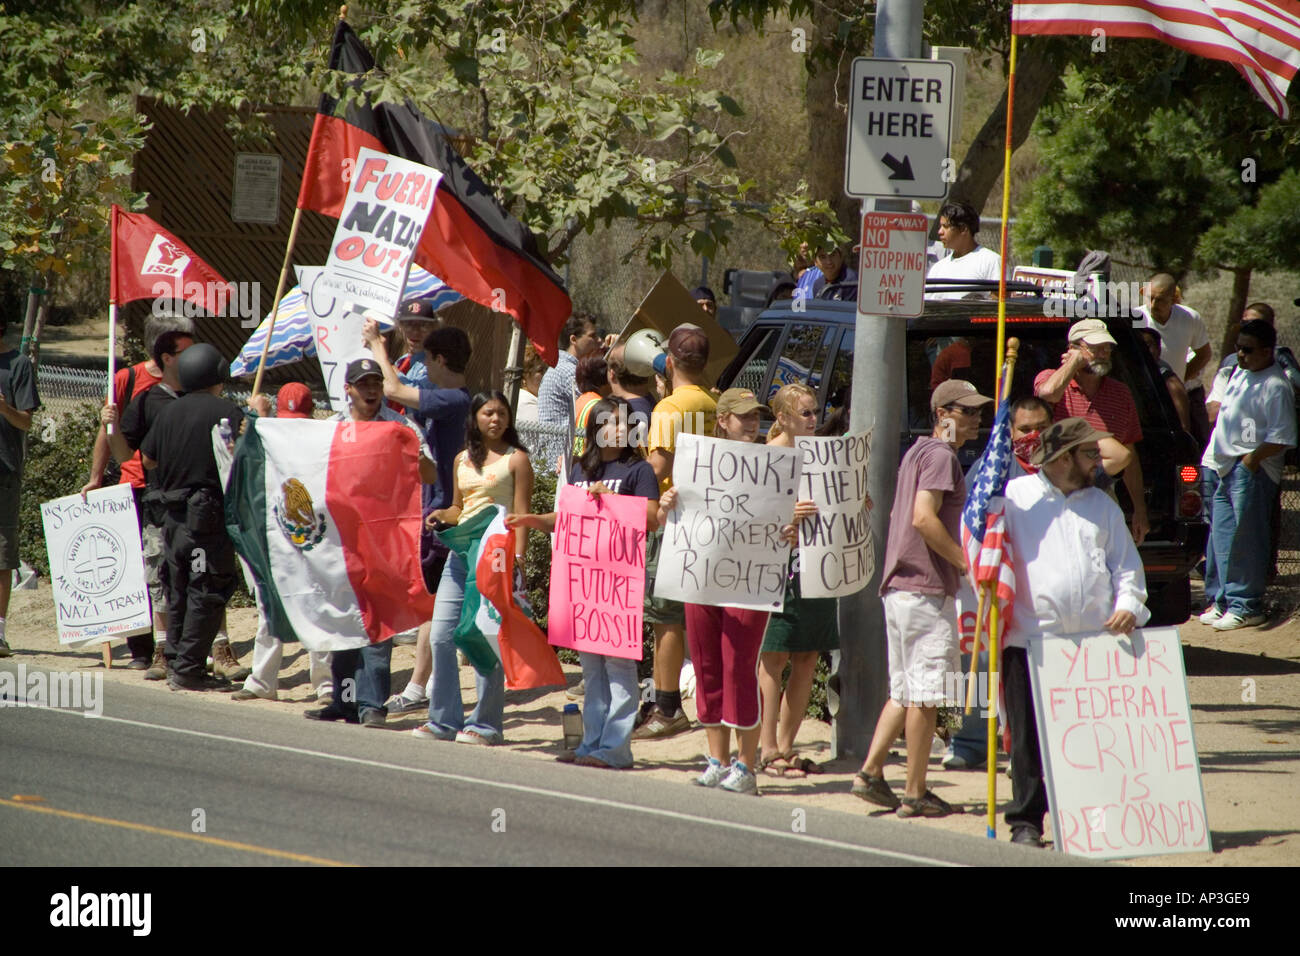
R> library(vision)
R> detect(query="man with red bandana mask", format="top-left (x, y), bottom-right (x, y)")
top-left (1009, 396), bottom-right (1054, 477)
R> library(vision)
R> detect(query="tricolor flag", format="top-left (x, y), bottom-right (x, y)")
top-left (110, 204), bottom-right (232, 312)
top-left (961, 385), bottom-right (1017, 635)
top-left (436, 505), bottom-right (565, 691)
top-left (224, 417), bottom-right (434, 651)
top-left (1012, 1), bottom-right (1300, 118)
top-left (298, 19), bottom-right (572, 365)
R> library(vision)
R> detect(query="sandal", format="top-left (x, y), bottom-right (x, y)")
top-left (785, 753), bottom-right (823, 775)
top-left (760, 751), bottom-right (809, 778)
top-left (851, 771), bottom-right (901, 809)
top-left (759, 754), bottom-right (793, 777)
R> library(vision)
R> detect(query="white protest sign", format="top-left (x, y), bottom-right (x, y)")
top-left (1029, 626), bottom-right (1210, 860)
top-left (312, 147), bottom-right (442, 409)
top-left (41, 484), bottom-right (151, 646)
top-left (795, 430), bottom-right (875, 598)
top-left (653, 433), bottom-right (801, 611)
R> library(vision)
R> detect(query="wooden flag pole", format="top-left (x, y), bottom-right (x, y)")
top-left (251, 207), bottom-right (304, 398)
top-left (964, 586), bottom-right (987, 715)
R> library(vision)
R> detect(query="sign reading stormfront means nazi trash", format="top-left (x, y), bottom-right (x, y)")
top-left (41, 484), bottom-right (151, 647)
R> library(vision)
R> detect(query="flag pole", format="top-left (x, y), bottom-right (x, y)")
top-left (251, 206), bottom-right (303, 397)
top-left (107, 205), bottom-right (119, 435)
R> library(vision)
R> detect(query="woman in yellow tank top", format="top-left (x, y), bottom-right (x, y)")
top-left (417, 391), bottom-right (534, 746)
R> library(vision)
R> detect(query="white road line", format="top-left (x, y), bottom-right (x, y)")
top-left (34, 707), bottom-right (963, 866)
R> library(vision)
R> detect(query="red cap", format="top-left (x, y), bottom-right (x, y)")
top-left (277, 382), bottom-right (314, 419)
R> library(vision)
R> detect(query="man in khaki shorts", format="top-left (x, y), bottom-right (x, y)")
top-left (852, 379), bottom-right (991, 818)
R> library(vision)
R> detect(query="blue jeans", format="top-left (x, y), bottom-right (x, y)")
top-left (331, 640), bottom-right (392, 719)
top-left (425, 552), bottom-right (506, 741)
top-left (576, 652), bottom-right (639, 768)
top-left (1203, 463), bottom-right (1277, 617)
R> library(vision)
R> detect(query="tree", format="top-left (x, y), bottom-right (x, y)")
top-left (1196, 170), bottom-right (1300, 356)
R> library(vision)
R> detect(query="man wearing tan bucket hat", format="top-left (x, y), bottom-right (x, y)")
top-left (998, 417), bottom-right (1150, 847)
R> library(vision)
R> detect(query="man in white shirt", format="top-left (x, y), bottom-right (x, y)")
top-left (999, 418), bottom-right (1150, 847)
top-left (1135, 274), bottom-right (1212, 445)
top-left (926, 200), bottom-right (1003, 299)
top-left (1198, 320), bottom-right (1298, 631)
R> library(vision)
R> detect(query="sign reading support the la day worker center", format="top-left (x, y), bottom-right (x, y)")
top-left (1030, 626), bottom-right (1210, 860)
top-left (653, 433), bottom-right (801, 612)
top-left (41, 484), bottom-right (151, 646)
top-left (548, 485), bottom-right (647, 661)
top-left (312, 147), bottom-right (443, 409)
top-left (795, 430), bottom-right (875, 599)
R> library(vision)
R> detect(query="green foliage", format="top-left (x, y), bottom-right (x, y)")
top-left (523, 468), bottom-right (558, 630)
top-left (1196, 170), bottom-right (1300, 273)
top-left (19, 402), bottom-right (100, 576)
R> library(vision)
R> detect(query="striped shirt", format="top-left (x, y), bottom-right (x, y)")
top-left (1034, 369), bottom-right (1142, 446)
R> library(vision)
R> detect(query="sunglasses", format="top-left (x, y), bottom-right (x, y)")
top-left (944, 405), bottom-right (983, 417)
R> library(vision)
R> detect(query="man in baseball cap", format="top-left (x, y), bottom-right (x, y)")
top-left (1035, 316), bottom-right (1149, 543)
top-left (394, 298), bottom-right (441, 396)
top-left (930, 378), bottom-right (993, 414)
top-left (276, 382), bottom-right (314, 419)
top-left (998, 415), bottom-right (1147, 847)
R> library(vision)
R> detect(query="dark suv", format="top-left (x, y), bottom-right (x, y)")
top-left (714, 286), bottom-right (1208, 626)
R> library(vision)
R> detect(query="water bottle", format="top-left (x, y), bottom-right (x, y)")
top-left (562, 703), bottom-right (583, 750)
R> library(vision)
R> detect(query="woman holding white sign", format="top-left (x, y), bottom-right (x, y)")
top-left (759, 383), bottom-right (853, 778)
top-left (657, 388), bottom-right (801, 794)
top-left (508, 397), bottom-right (659, 769)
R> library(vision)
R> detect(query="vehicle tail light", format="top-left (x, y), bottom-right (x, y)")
top-left (1178, 464), bottom-right (1204, 518)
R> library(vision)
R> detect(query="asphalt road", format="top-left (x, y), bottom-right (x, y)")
top-left (1, 664), bottom-right (1090, 867)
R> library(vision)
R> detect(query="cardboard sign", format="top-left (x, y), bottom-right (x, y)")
top-left (1029, 627), bottom-right (1210, 860)
top-left (312, 147), bottom-right (442, 409)
top-left (41, 484), bottom-right (151, 646)
top-left (547, 485), bottom-right (646, 660)
top-left (620, 270), bottom-right (738, 386)
top-left (653, 434), bottom-right (801, 611)
top-left (795, 430), bottom-right (875, 598)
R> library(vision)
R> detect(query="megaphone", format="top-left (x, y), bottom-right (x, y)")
top-left (624, 327), bottom-right (667, 378)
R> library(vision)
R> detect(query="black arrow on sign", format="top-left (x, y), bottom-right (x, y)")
top-left (882, 153), bottom-right (914, 181)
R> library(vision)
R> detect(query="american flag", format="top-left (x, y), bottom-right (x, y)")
top-left (961, 387), bottom-right (1017, 633)
top-left (1012, 1), bottom-right (1300, 118)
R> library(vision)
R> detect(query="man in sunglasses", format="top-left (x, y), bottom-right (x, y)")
top-left (852, 379), bottom-right (991, 819)
top-left (1199, 320), bottom-right (1297, 631)
top-left (998, 417), bottom-right (1150, 847)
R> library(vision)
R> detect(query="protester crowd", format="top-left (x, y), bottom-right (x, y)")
top-left (2, 222), bottom-right (1297, 845)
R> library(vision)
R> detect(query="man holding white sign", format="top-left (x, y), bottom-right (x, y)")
top-left (1000, 417), bottom-right (1149, 848)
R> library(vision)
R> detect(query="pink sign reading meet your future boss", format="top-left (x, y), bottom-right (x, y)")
top-left (547, 485), bottom-right (647, 661)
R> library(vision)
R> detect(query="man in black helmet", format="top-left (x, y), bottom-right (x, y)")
top-left (141, 343), bottom-right (244, 691)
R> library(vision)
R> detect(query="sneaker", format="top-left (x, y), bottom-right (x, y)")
top-left (896, 789), bottom-right (957, 818)
top-left (693, 757), bottom-right (728, 788)
top-left (0, 637), bottom-right (9, 658)
top-left (144, 643), bottom-right (167, 681)
top-left (1011, 826), bottom-right (1045, 848)
top-left (125, 658), bottom-right (150, 671)
top-left (941, 751), bottom-right (985, 771)
top-left (211, 641), bottom-right (252, 681)
top-left (232, 687), bottom-right (275, 701)
top-left (565, 679), bottom-right (585, 700)
top-left (383, 693), bottom-right (429, 715)
top-left (719, 761), bottom-right (758, 795)
top-left (632, 699), bottom-right (656, 729)
top-left (455, 729), bottom-right (499, 746)
top-left (1197, 605), bottom-right (1224, 626)
top-left (392, 629), bottom-right (418, 646)
top-left (851, 772), bottom-right (901, 809)
top-left (1213, 611), bottom-right (1267, 631)
top-left (631, 708), bottom-right (691, 740)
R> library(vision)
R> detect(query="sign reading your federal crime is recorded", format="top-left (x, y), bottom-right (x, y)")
top-left (41, 484), bottom-right (151, 647)
top-left (1029, 627), bottom-right (1210, 860)
top-left (653, 434), bottom-right (802, 612)
top-left (857, 213), bottom-right (927, 317)
top-left (845, 57), bottom-right (954, 200)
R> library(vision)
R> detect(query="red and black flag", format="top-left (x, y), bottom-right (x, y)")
top-left (298, 19), bottom-right (572, 365)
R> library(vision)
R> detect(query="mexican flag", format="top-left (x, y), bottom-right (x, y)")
top-left (437, 505), bottom-right (564, 691)
top-left (225, 417), bottom-right (434, 651)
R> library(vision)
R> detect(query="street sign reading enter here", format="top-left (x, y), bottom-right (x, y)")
top-left (845, 57), bottom-right (955, 201)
